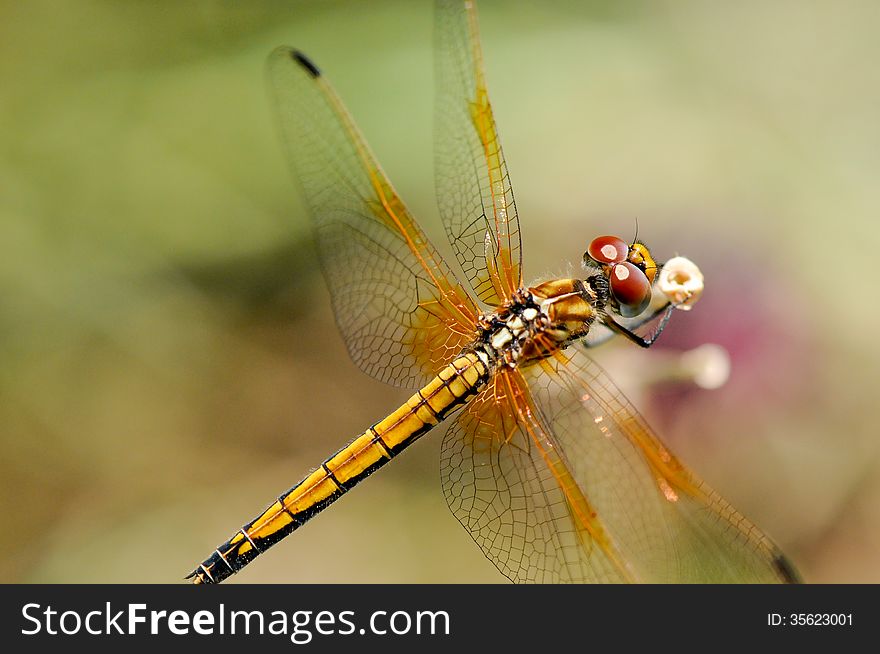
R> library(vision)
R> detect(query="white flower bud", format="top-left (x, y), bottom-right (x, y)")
top-left (658, 256), bottom-right (704, 310)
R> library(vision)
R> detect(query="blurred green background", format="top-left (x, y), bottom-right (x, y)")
top-left (2, 0), bottom-right (879, 583)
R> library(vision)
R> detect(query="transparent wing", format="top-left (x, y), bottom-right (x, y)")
top-left (441, 351), bottom-right (798, 583)
top-left (434, 0), bottom-right (523, 306)
top-left (268, 47), bottom-right (479, 388)
top-left (525, 347), bottom-right (799, 583)
top-left (441, 368), bottom-right (632, 583)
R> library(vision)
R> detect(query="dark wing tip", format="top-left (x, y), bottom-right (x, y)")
top-left (291, 50), bottom-right (321, 78)
top-left (773, 552), bottom-right (803, 584)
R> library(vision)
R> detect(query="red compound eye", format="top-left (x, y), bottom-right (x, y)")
top-left (587, 235), bottom-right (628, 265)
top-left (610, 262), bottom-right (652, 317)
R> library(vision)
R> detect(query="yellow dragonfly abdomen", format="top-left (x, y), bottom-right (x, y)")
top-left (189, 352), bottom-right (489, 584)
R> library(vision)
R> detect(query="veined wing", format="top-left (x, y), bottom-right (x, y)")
top-left (441, 349), bottom-right (799, 583)
top-left (528, 347), bottom-right (799, 583)
top-left (435, 0), bottom-right (523, 306)
top-left (441, 367), bottom-right (633, 583)
top-left (268, 48), bottom-right (479, 388)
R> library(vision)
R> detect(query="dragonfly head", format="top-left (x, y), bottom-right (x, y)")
top-left (584, 235), bottom-right (659, 318)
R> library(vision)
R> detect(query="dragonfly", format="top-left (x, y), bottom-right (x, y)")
top-left (189, 0), bottom-right (799, 584)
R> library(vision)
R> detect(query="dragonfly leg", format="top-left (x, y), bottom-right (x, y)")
top-left (603, 303), bottom-right (675, 348)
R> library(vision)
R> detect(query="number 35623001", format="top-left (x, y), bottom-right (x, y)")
top-left (768, 613), bottom-right (853, 626)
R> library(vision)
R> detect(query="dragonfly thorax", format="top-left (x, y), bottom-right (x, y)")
top-left (474, 280), bottom-right (599, 369)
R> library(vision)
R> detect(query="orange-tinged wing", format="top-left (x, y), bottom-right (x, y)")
top-left (442, 348), bottom-right (799, 583)
top-left (441, 367), bottom-right (633, 582)
top-left (528, 347), bottom-right (798, 582)
top-left (435, 0), bottom-right (523, 306)
top-left (268, 47), bottom-right (479, 388)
